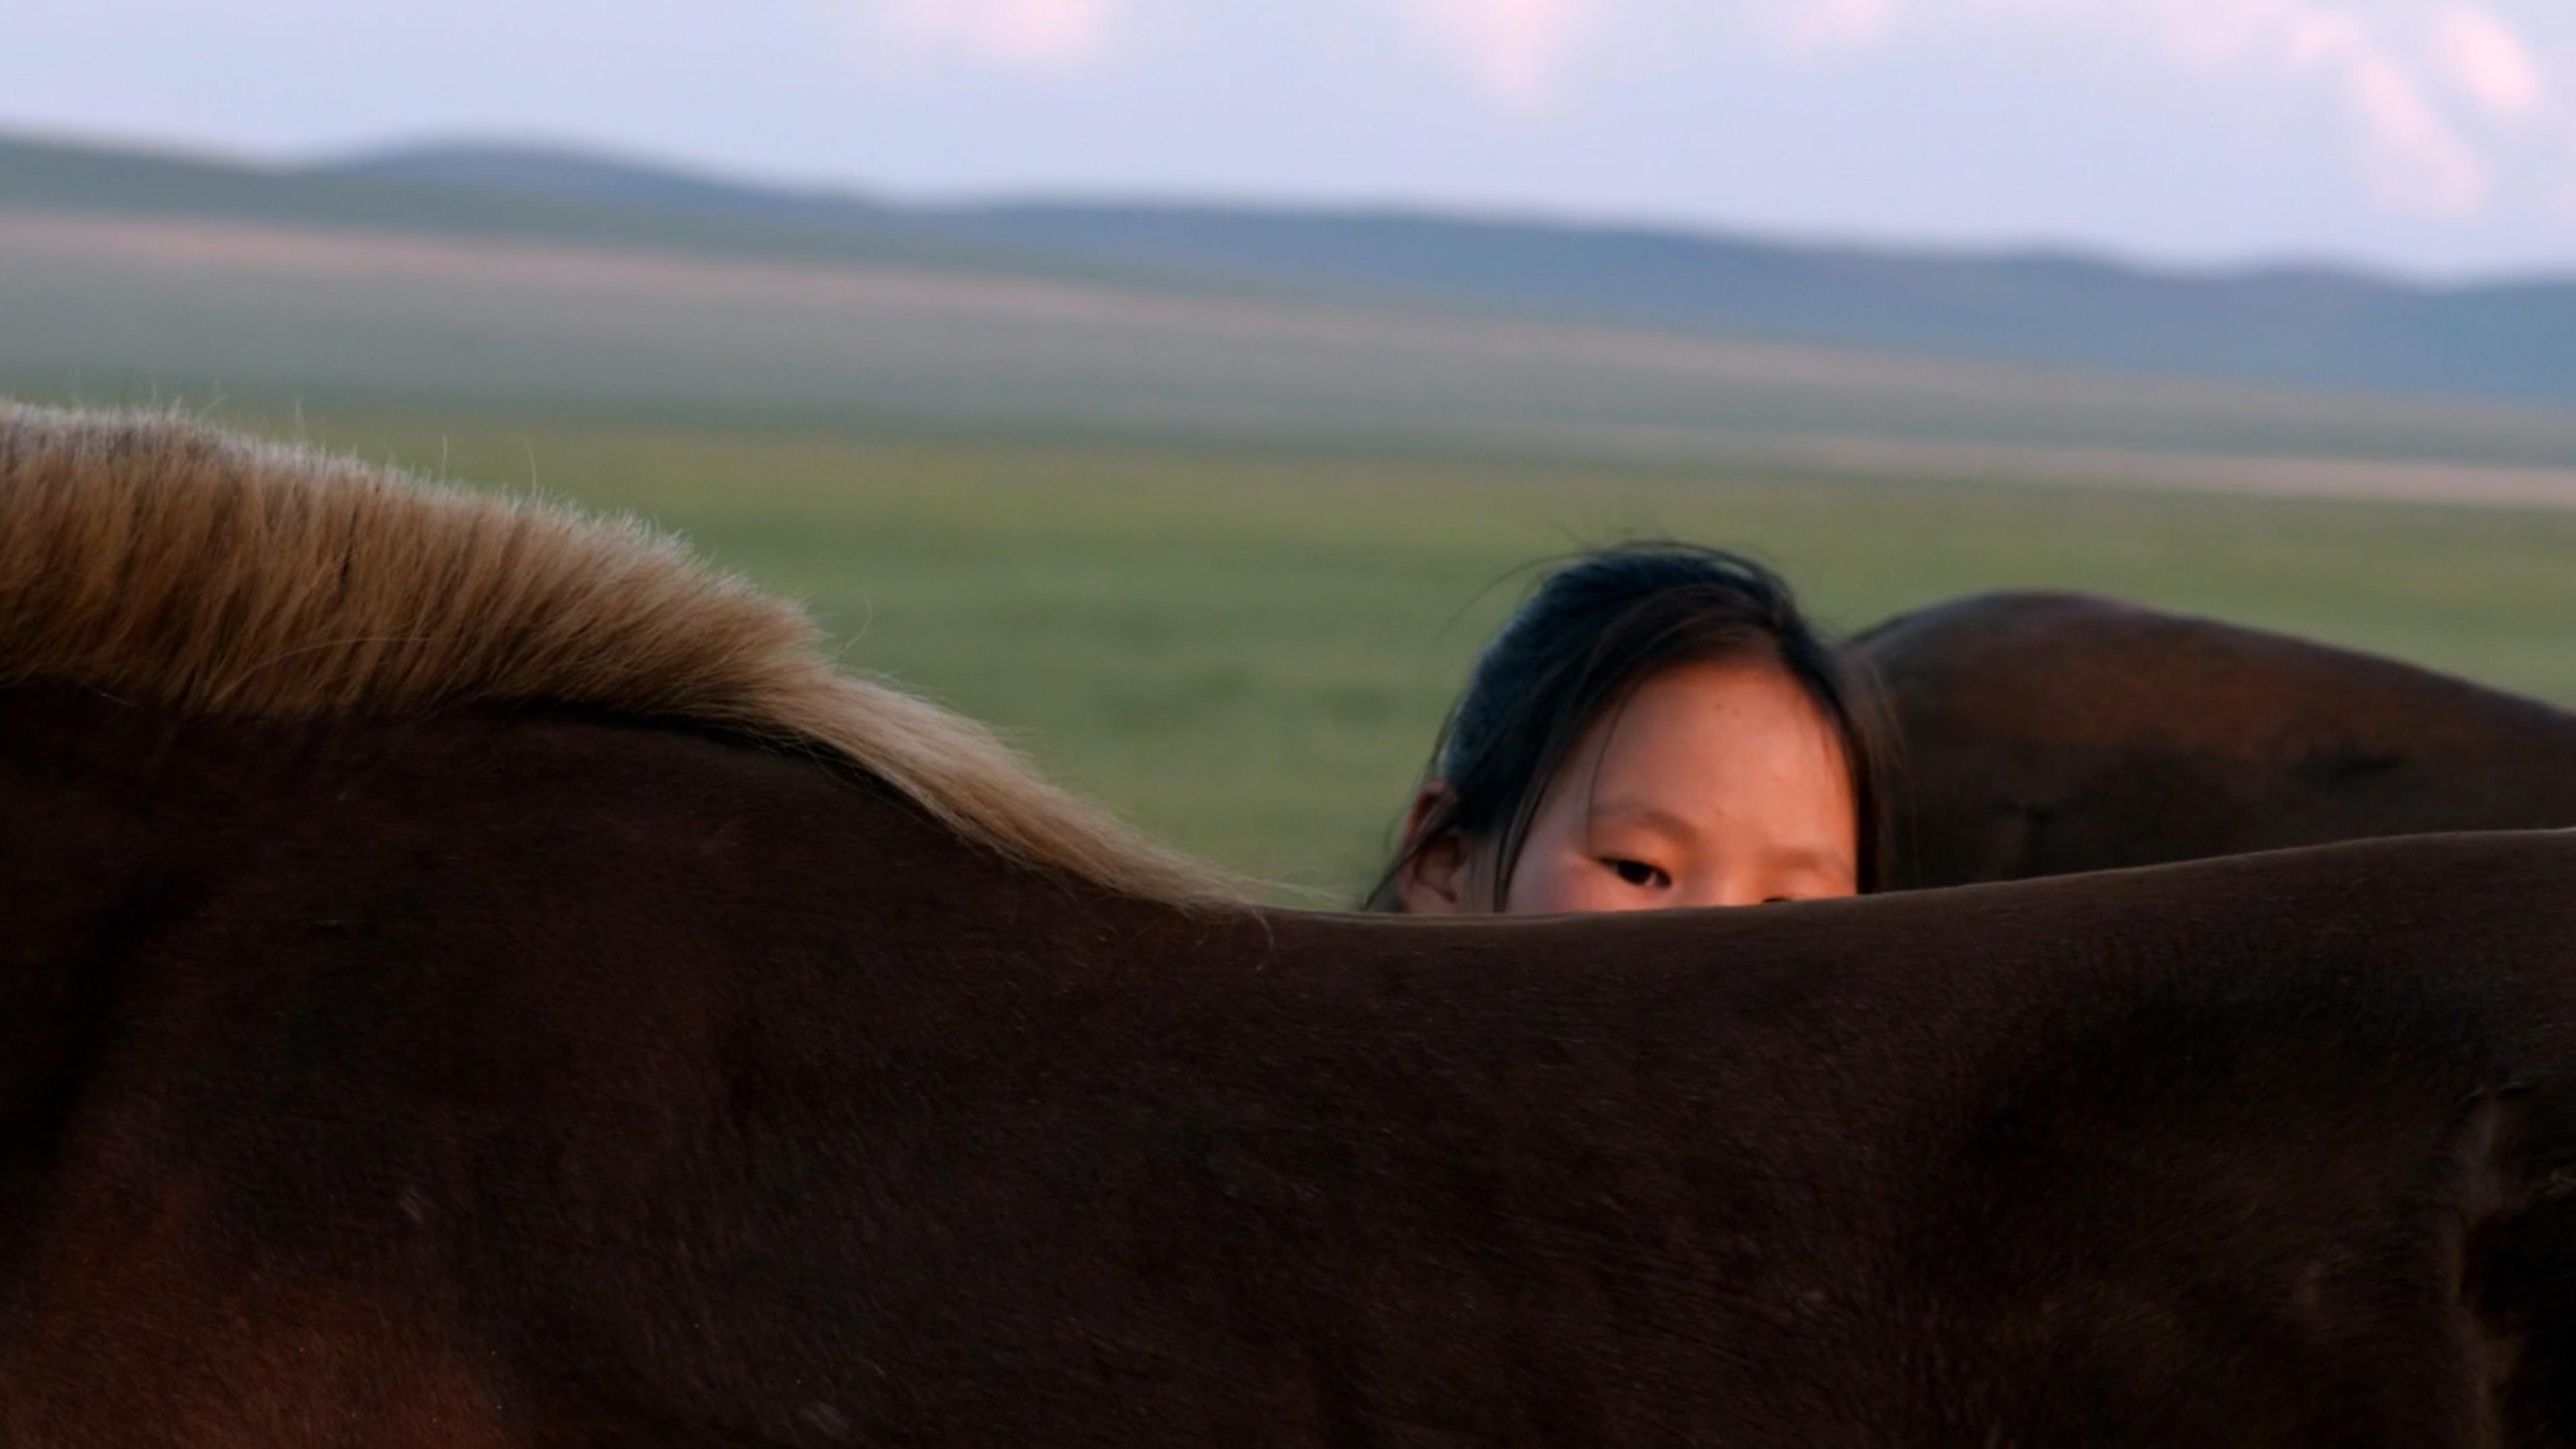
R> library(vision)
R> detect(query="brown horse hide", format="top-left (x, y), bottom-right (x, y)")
top-left (7, 405), bottom-right (2576, 1446)
top-left (1858, 591), bottom-right (2576, 888)
top-left (5, 685), bottom-right (2576, 1447)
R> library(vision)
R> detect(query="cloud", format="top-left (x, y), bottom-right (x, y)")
top-left (2287, 11), bottom-right (2490, 211)
top-left (2426, 2), bottom-right (2546, 118)
top-left (875, 0), bottom-right (1120, 71)
top-left (2164, 0), bottom-right (2495, 213)
top-left (1394, 0), bottom-right (1599, 101)
top-left (1783, 0), bottom-right (1900, 50)
top-left (1782, 0), bottom-right (2548, 216)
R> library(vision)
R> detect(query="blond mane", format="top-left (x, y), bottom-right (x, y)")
top-left (0, 402), bottom-right (1250, 906)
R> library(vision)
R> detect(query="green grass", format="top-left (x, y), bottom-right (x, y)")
top-left (140, 398), bottom-right (2569, 898)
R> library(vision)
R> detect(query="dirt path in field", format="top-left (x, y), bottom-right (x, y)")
top-left (1507, 423), bottom-right (2576, 511)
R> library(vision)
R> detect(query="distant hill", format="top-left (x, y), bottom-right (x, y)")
top-left (4, 128), bottom-right (2574, 425)
top-left (315, 140), bottom-right (2576, 410)
top-left (319, 144), bottom-right (908, 235)
top-left (10, 130), bottom-right (2576, 407)
top-left (0, 133), bottom-right (1097, 281)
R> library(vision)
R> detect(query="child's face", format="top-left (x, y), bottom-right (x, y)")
top-left (1404, 659), bottom-right (1858, 914)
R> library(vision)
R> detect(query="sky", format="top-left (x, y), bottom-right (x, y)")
top-left (10, 0), bottom-right (2576, 276)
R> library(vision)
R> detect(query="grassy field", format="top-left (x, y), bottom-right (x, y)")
top-left (99, 395), bottom-right (2565, 898)
top-left (8, 167), bottom-right (2571, 895)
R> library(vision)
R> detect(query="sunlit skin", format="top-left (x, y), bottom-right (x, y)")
top-left (1399, 659), bottom-right (1859, 914)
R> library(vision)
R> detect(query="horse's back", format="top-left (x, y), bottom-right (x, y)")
top-left (10, 676), bottom-right (2576, 1445)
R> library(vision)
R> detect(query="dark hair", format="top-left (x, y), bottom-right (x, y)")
top-left (1366, 543), bottom-right (1895, 910)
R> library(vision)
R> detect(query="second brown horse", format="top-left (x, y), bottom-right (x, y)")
top-left (1860, 590), bottom-right (2576, 888)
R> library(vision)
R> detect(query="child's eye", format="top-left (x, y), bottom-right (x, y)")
top-left (1604, 858), bottom-right (1671, 890)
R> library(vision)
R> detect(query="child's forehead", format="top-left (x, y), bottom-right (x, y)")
top-left (1569, 659), bottom-right (1841, 758)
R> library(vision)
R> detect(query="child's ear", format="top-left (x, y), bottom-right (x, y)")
top-left (1397, 784), bottom-right (1474, 914)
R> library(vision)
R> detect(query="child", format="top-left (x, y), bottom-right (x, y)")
top-left (1371, 544), bottom-right (1892, 914)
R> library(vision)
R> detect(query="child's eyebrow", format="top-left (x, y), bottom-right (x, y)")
top-left (1762, 845), bottom-right (1859, 880)
top-left (1583, 795), bottom-right (1699, 842)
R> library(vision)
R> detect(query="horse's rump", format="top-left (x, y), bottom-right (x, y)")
top-left (1859, 590), bottom-right (2576, 886)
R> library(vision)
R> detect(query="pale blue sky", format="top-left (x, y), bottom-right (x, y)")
top-left (12, 0), bottom-right (2576, 275)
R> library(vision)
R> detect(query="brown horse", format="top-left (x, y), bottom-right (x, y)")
top-left (6, 404), bottom-right (2576, 1446)
top-left (1858, 590), bottom-right (2576, 889)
